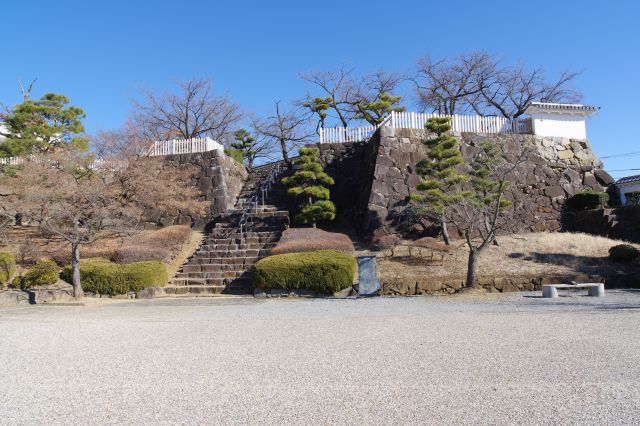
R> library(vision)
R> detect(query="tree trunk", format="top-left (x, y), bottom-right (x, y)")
top-left (465, 248), bottom-right (479, 288)
top-left (280, 138), bottom-right (291, 168)
top-left (441, 219), bottom-right (451, 245)
top-left (71, 243), bottom-right (83, 298)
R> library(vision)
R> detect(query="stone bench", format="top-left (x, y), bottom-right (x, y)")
top-left (542, 283), bottom-right (605, 298)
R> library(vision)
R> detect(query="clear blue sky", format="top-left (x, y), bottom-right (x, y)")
top-left (2, 0), bottom-right (639, 177)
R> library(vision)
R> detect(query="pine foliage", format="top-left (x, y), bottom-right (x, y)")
top-left (282, 147), bottom-right (336, 226)
top-left (413, 117), bottom-right (469, 215)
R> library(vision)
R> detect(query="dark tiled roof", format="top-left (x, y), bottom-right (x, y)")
top-left (616, 175), bottom-right (640, 185)
top-left (529, 102), bottom-right (599, 112)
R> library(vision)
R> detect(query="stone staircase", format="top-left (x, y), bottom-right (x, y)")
top-left (158, 162), bottom-right (291, 296)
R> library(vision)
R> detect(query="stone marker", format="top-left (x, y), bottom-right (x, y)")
top-left (357, 256), bottom-right (381, 296)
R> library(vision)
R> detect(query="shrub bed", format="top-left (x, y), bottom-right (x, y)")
top-left (61, 258), bottom-right (168, 295)
top-left (271, 228), bottom-right (355, 255)
top-left (22, 259), bottom-right (59, 288)
top-left (608, 244), bottom-right (640, 262)
top-left (0, 252), bottom-right (16, 284)
top-left (567, 191), bottom-right (608, 210)
top-left (252, 250), bottom-right (356, 294)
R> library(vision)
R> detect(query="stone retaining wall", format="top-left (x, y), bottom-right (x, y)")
top-left (564, 206), bottom-right (640, 243)
top-left (148, 151), bottom-right (247, 229)
top-left (361, 127), bottom-right (612, 237)
top-left (381, 274), bottom-right (605, 295)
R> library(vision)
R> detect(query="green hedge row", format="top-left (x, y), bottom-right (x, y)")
top-left (61, 258), bottom-right (167, 295)
top-left (0, 252), bottom-right (16, 284)
top-left (22, 259), bottom-right (59, 288)
top-left (252, 250), bottom-right (356, 294)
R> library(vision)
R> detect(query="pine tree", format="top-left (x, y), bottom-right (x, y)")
top-left (0, 93), bottom-right (88, 157)
top-left (354, 92), bottom-right (405, 125)
top-left (282, 147), bottom-right (336, 227)
top-left (412, 116), bottom-right (469, 244)
top-left (228, 129), bottom-right (257, 168)
top-left (302, 97), bottom-right (331, 133)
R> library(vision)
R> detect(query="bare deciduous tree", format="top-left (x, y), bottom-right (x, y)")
top-left (253, 102), bottom-right (313, 167)
top-left (133, 77), bottom-right (243, 141)
top-left (447, 141), bottom-right (530, 288)
top-left (474, 64), bottom-right (582, 118)
top-left (300, 65), bottom-right (358, 127)
top-left (413, 52), bottom-right (495, 115)
top-left (7, 148), bottom-right (206, 297)
top-left (414, 52), bottom-right (582, 118)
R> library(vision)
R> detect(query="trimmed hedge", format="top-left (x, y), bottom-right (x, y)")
top-left (22, 259), bottom-right (59, 288)
top-left (61, 258), bottom-right (168, 295)
top-left (609, 244), bottom-right (640, 262)
top-left (567, 191), bottom-right (608, 210)
top-left (0, 252), bottom-right (16, 284)
top-left (252, 250), bottom-right (357, 294)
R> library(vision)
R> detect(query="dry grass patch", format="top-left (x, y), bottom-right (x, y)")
top-left (373, 232), bottom-right (640, 284)
top-left (271, 228), bottom-right (355, 255)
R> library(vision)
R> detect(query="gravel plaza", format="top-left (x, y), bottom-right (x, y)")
top-left (1, 291), bottom-right (640, 425)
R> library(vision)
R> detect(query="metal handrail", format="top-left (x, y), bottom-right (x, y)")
top-left (238, 161), bottom-right (282, 243)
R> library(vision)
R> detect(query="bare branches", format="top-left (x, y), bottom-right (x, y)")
top-left (132, 77), bottom-right (243, 141)
top-left (413, 52), bottom-right (582, 119)
top-left (252, 102), bottom-right (314, 167)
top-left (300, 65), bottom-right (358, 128)
top-left (6, 147), bottom-right (206, 295)
top-left (18, 78), bottom-right (38, 101)
top-left (413, 52), bottom-right (493, 115)
top-left (301, 66), bottom-right (407, 127)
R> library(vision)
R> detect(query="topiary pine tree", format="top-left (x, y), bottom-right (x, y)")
top-left (282, 147), bottom-right (336, 227)
top-left (302, 97), bottom-right (331, 133)
top-left (354, 92), bottom-right (406, 125)
top-left (230, 129), bottom-right (257, 168)
top-left (411, 116), bottom-right (469, 244)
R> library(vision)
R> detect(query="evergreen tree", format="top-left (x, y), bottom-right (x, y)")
top-left (230, 129), bottom-right (257, 168)
top-left (302, 97), bottom-right (331, 133)
top-left (354, 92), bottom-right (405, 125)
top-left (0, 93), bottom-right (88, 157)
top-left (412, 116), bottom-right (469, 244)
top-left (282, 147), bottom-right (336, 227)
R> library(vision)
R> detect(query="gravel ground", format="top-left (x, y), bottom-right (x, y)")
top-left (1, 290), bottom-right (640, 425)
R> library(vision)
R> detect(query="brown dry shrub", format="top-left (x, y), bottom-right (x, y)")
top-left (111, 246), bottom-right (172, 263)
top-left (374, 234), bottom-right (401, 249)
top-left (110, 226), bottom-right (193, 263)
top-left (413, 237), bottom-right (455, 253)
top-left (271, 228), bottom-right (354, 255)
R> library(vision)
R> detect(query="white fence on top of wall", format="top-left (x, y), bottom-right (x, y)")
top-left (146, 137), bottom-right (224, 156)
top-left (0, 137), bottom-right (225, 168)
top-left (318, 111), bottom-right (533, 143)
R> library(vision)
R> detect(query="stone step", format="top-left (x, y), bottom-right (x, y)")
top-left (190, 256), bottom-right (258, 266)
top-left (174, 270), bottom-right (248, 280)
top-left (197, 242), bottom-right (276, 251)
top-left (192, 249), bottom-right (264, 258)
top-left (162, 285), bottom-right (226, 295)
top-left (169, 277), bottom-right (251, 288)
top-left (163, 281), bottom-right (252, 295)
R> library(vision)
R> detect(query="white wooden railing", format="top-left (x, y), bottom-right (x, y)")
top-left (319, 111), bottom-right (533, 143)
top-left (0, 137), bottom-right (225, 168)
top-left (146, 137), bottom-right (224, 156)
